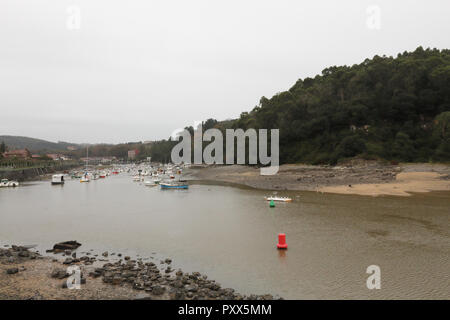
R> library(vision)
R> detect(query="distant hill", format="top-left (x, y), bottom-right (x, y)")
top-left (0, 135), bottom-right (79, 153)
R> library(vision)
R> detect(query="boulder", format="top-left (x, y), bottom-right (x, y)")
top-left (52, 241), bottom-right (81, 252)
top-left (6, 268), bottom-right (19, 275)
top-left (51, 268), bottom-right (69, 279)
top-left (152, 285), bottom-right (166, 295)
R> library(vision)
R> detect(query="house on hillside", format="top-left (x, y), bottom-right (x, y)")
top-left (2, 148), bottom-right (31, 159)
top-left (128, 149), bottom-right (139, 160)
top-left (46, 154), bottom-right (61, 160)
top-left (47, 154), bottom-right (71, 161)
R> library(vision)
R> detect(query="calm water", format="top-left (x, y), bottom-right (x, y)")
top-left (0, 174), bottom-right (449, 299)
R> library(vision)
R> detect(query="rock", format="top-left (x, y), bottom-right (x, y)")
top-left (185, 284), bottom-right (198, 292)
top-left (102, 251), bottom-right (108, 257)
top-left (112, 276), bottom-right (122, 285)
top-left (171, 290), bottom-right (185, 300)
top-left (6, 268), bottom-right (19, 274)
top-left (164, 258), bottom-right (172, 264)
top-left (51, 268), bottom-right (68, 279)
top-left (64, 250), bottom-right (72, 256)
top-left (124, 256), bottom-right (130, 261)
top-left (209, 283), bottom-right (221, 291)
top-left (63, 258), bottom-right (73, 265)
top-left (18, 251), bottom-right (30, 258)
top-left (89, 271), bottom-right (101, 278)
top-left (102, 276), bottom-right (113, 284)
top-left (133, 282), bottom-right (145, 290)
top-left (71, 252), bottom-right (76, 258)
top-left (52, 241), bottom-right (81, 252)
top-left (152, 285), bottom-right (166, 295)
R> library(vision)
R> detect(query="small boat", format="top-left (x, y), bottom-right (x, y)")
top-left (160, 181), bottom-right (188, 189)
top-left (0, 179), bottom-right (19, 187)
top-left (144, 180), bottom-right (157, 187)
top-left (264, 196), bottom-right (292, 202)
top-left (99, 172), bottom-right (106, 178)
top-left (133, 176), bottom-right (143, 182)
top-left (80, 173), bottom-right (90, 183)
top-left (51, 174), bottom-right (65, 185)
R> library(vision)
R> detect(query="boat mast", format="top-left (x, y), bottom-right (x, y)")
top-left (86, 146), bottom-right (89, 171)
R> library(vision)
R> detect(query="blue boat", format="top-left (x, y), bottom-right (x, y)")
top-left (160, 182), bottom-right (189, 189)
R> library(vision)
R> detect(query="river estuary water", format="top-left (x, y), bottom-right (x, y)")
top-left (0, 174), bottom-right (449, 299)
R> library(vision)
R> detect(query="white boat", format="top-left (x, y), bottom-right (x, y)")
top-left (264, 196), bottom-right (293, 202)
top-left (0, 179), bottom-right (19, 187)
top-left (144, 180), bottom-right (157, 187)
top-left (51, 174), bottom-right (65, 185)
top-left (133, 176), bottom-right (143, 182)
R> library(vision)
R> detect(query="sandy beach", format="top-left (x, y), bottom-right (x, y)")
top-left (185, 161), bottom-right (450, 196)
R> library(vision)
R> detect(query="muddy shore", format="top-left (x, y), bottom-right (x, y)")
top-left (0, 244), bottom-right (277, 300)
top-left (185, 161), bottom-right (450, 196)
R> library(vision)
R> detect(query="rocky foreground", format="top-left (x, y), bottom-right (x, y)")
top-left (0, 244), bottom-right (278, 300)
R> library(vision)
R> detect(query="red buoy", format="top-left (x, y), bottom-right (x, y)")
top-left (277, 233), bottom-right (288, 249)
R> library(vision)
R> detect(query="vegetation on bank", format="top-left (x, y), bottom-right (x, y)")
top-left (233, 47), bottom-right (450, 164)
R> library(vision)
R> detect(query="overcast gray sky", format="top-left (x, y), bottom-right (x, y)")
top-left (1, 0), bottom-right (449, 143)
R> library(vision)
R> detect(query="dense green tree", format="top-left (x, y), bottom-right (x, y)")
top-left (227, 47), bottom-right (450, 164)
top-left (0, 141), bottom-right (6, 153)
